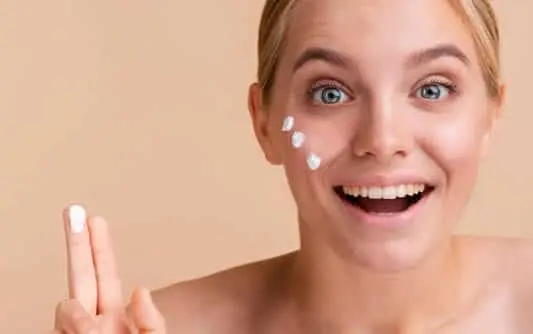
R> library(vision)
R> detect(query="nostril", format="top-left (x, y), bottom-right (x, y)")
top-left (350, 121), bottom-right (412, 160)
top-left (352, 143), bottom-right (409, 161)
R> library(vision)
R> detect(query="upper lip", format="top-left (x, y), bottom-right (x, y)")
top-left (334, 172), bottom-right (435, 188)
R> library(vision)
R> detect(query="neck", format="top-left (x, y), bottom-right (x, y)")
top-left (288, 223), bottom-right (463, 333)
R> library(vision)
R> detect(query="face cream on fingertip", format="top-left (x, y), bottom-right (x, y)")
top-left (307, 153), bottom-right (322, 171)
top-left (68, 204), bottom-right (87, 234)
top-left (291, 131), bottom-right (306, 148)
top-left (281, 116), bottom-right (295, 132)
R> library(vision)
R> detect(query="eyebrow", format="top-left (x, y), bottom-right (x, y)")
top-left (292, 47), bottom-right (353, 73)
top-left (292, 44), bottom-right (470, 73)
top-left (406, 44), bottom-right (470, 68)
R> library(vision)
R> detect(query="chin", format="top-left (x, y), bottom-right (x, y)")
top-left (347, 235), bottom-right (440, 273)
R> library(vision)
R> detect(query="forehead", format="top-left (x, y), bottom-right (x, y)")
top-left (283, 0), bottom-right (478, 70)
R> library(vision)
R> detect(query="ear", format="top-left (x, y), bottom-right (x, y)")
top-left (247, 83), bottom-right (283, 165)
top-left (480, 83), bottom-right (506, 158)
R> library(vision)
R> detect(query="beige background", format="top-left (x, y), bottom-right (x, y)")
top-left (0, 1), bottom-right (531, 332)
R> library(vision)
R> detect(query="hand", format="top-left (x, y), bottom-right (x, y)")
top-left (53, 205), bottom-right (166, 333)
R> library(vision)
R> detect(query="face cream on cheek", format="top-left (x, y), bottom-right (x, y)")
top-left (291, 131), bottom-right (306, 148)
top-left (281, 116), bottom-right (295, 132)
top-left (280, 115), bottom-right (323, 171)
top-left (306, 153), bottom-right (322, 171)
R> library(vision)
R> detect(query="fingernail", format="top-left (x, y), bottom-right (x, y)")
top-left (68, 204), bottom-right (87, 234)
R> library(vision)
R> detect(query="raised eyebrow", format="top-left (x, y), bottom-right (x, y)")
top-left (292, 47), bottom-right (354, 73)
top-left (405, 44), bottom-right (470, 68)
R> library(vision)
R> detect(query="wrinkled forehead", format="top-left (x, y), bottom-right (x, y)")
top-left (280, 0), bottom-right (479, 75)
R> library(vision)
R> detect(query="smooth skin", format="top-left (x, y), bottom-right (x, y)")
top-left (53, 0), bottom-right (533, 333)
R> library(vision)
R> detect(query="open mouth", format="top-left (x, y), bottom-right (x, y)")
top-left (334, 184), bottom-right (434, 214)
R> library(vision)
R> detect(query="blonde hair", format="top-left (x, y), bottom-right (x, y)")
top-left (257, 0), bottom-right (501, 104)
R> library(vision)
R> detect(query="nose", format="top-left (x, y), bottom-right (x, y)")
top-left (351, 98), bottom-right (412, 163)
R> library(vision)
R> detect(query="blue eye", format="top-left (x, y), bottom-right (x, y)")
top-left (416, 82), bottom-right (454, 100)
top-left (312, 86), bottom-right (349, 105)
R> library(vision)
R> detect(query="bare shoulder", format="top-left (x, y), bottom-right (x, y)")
top-left (457, 235), bottom-right (533, 329)
top-left (458, 235), bottom-right (533, 275)
top-left (150, 252), bottom-right (295, 334)
top-left (457, 235), bottom-right (533, 285)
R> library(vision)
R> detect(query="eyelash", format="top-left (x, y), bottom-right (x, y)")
top-left (305, 77), bottom-right (458, 105)
top-left (306, 79), bottom-right (350, 95)
top-left (305, 79), bottom-right (352, 104)
top-left (417, 78), bottom-right (458, 95)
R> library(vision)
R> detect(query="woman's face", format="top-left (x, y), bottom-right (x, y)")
top-left (249, 0), bottom-right (502, 271)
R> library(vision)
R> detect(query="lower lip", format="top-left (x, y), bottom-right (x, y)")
top-left (337, 191), bottom-right (434, 228)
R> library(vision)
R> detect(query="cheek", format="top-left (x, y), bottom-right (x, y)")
top-left (278, 113), bottom-right (352, 219)
top-left (421, 111), bottom-right (487, 189)
top-left (279, 114), bottom-right (351, 173)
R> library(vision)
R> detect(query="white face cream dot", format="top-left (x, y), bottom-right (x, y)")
top-left (306, 153), bottom-right (322, 171)
top-left (68, 204), bottom-right (87, 234)
top-left (291, 131), bottom-right (306, 148)
top-left (281, 116), bottom-right (295, 132)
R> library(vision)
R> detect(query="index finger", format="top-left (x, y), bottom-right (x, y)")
top-left (63, 204), bottom-right (97, 315)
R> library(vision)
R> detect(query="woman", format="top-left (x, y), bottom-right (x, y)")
top-left (53, 0), bottom-right (533, 333)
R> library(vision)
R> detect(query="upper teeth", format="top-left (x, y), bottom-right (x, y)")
top-left (342, 184), bottom-right (426, 199)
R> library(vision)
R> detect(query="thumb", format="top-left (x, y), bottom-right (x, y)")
top-left (129, 287), bottom-right (166, 333)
